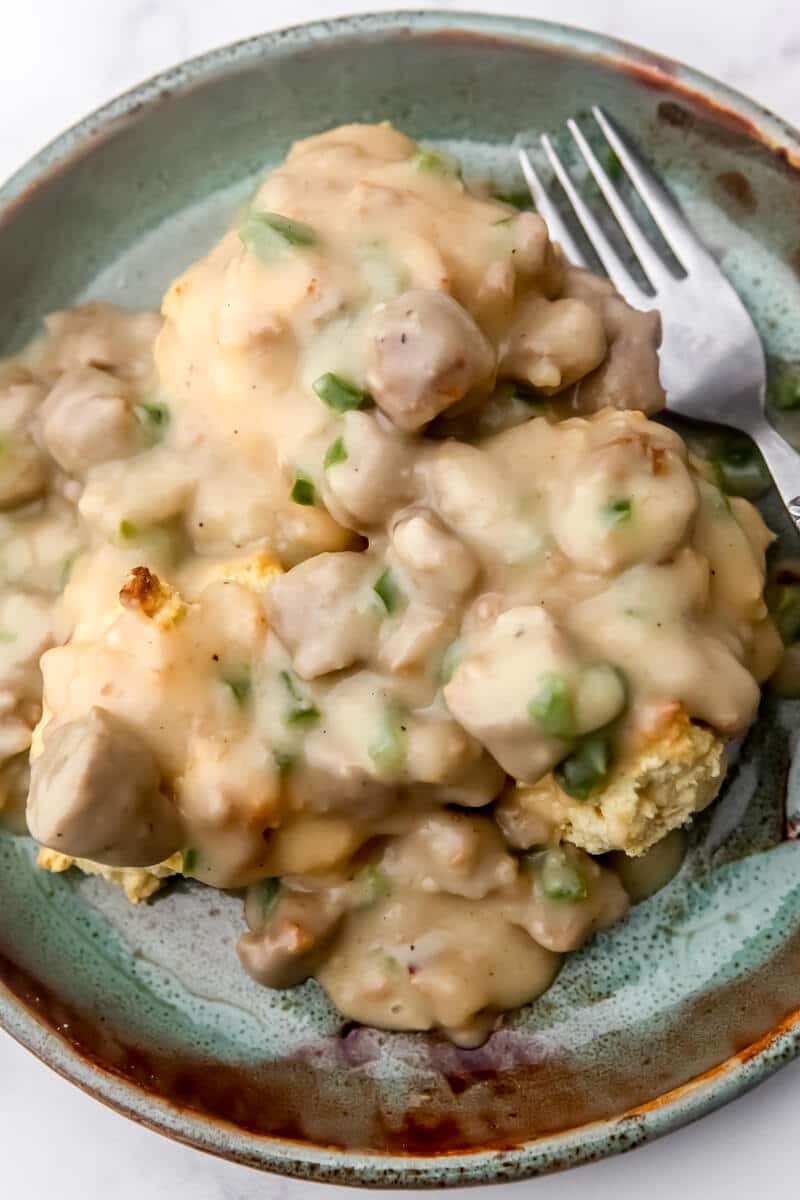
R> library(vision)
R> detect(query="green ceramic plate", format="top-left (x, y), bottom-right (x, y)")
top-left (2, 11), bottom-right (800, 1188)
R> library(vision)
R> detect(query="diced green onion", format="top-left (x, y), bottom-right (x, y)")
top-left (353, 863), bottom-right (392, 908)
top-left (286, 704), bottom-right (320, 727)
top-left (494, 190), bottom-right (533, 209)
top-left (369, 703), bottom-right (407, 774)
top-left (222, 672), bottom-right (251, 705)
top-left (182, 848), bottom-right (198, 875)
top-left (528, 672), bottom-right (576, 739)
top-left (60, 552), bottom-right (79, 588)
top-left (0, 630), bottom-right (16, 644)
top-left (373, 568), bottom-right (401, 615)
top-left (273, 750), bottom-right (297, 777)
top-left (413, 147), bottom-right (462, 178)
top-left (711, 439), bottom-right (771, 500)
top-left (706, 483), bottom-right (732, 516)
top-left (280, 670), bottom-right (303, 702)
top-left (134, 401), bottom-right (170, 438)
top-left (767, 583), bottom-right (800, 645)
top-left (509, 382), bottom-right (553, 419)
top-left (118, 519), bottom-right (138, 541)
top-left (290, 476), bottom-right (316, 506)
top-left (585, 148), bottom-right (623, 198)
top-left (439, 638), bottom-right (464, 685)
top-left (280, 669), bottom-right (320, 727)
top-left (324, 436), bottom-right (348, 469)
top-left (605, 497), bottom-right (633, 526)
top-left (239, 211), bottom-right (317, 260)
top-left (253, 876), bottom-right (281, 923)
top-left (313, 372), bottom-right (372, 413)
top-left (533, 849), bottom-right (589, 903)
top-left (771, 362), bottom-right (800, 411)
top-left (598, 146), bottom-right (623, 182)
top-left (512, 382), bottom-right (545, 406)
top-left (555, 728), bottom-right (615, 801)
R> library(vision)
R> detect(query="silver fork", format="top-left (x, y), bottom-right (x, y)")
top-left (519, 106), bottom-right (800, 533)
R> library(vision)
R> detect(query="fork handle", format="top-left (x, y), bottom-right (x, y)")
top-left (751, 420), bottom-right (800, 534)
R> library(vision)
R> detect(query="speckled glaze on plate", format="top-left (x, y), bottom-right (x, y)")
top-left (1, 11), bottom-right (800, 1188)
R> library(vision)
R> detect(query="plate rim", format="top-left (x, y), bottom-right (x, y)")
top-left (4, 961), bottom-right (800, 1187)
top-left (2, 8), bottom-right (800, 1187)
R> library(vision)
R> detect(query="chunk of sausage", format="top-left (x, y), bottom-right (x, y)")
top-left (567, 550), bottom-right (761, 736)
top-left (0, 590), bottom-right (54, 758)
top-left (367, 290), bottom-right (495, 431)
top-left (299, 673), bottom-right (483, 815)
top-left (549, 416), bottom-right (699, 572)
top-left (562, 268), bottom-right (666, 414)
top-left (506, 846), bottom-right (629, 952)
top-left (322, 410), bottom-right (414, 531)
top-left (378, 602), bottom-right (451, 674)
top-left (507, 212), bottom-right (563, 295)
top-left (27, 706), bottom-right (183, 867)
top-left (381, 811), bottom-right (517, 900)
top-left (0, 753), bottom-right (30, 833)
top-left (411, 751), bottom-right (506, 809)
top-left (0, 591), bottom-right (52, 694)
top-left (38, 303), bottom-right (161, 383)
top-left (444, 606), bottom-right (626, 782)
top-left (238, 885), bottom-right (345, 988)
top-left (0, 379), bottom-right (49, 509)
top-left (264, 551), bottom-right (379, 679)
top-left (390, 512), bottom-right (478, 601)
top-left (79, 446), bottom-right (195, 540)
top-left (39, 367), bottom-right (140, 476)
top-left (500, 294), bottom-right (607, 393)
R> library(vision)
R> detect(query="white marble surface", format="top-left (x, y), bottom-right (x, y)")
top-left (2, 1), bottom-right (800, 1196)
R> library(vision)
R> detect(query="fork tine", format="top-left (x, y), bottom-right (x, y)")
top-left (517, 149), bottom-right (588, 267)
top-left (591, 106), bottom-right (712, 272)
top-left (539, 134), bottom-right (650, 309)
top-left (566, 118), bottom-right (673, 292)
